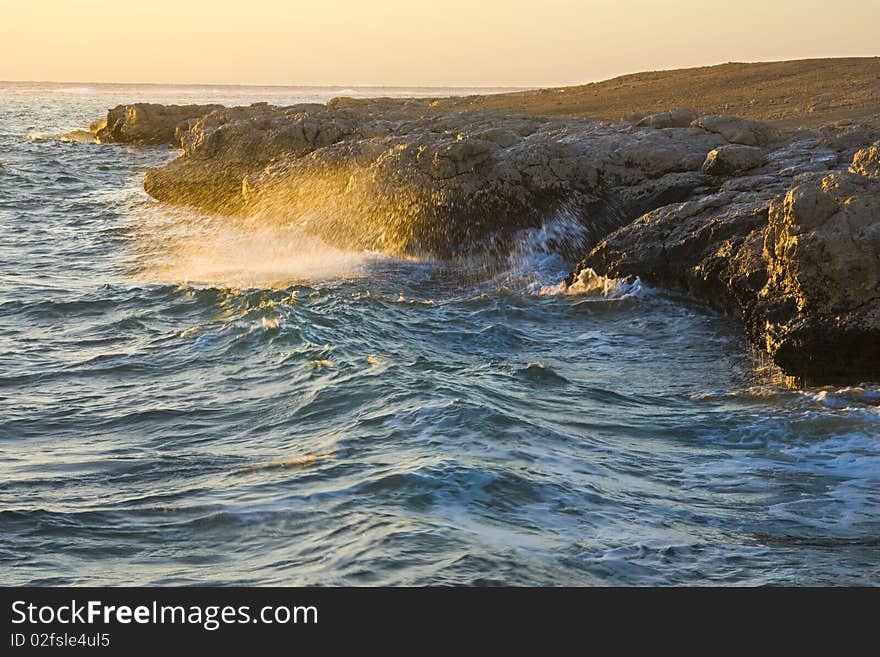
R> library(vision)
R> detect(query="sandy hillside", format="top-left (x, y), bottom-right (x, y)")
top-left (440, 57), bottom-right (880, 128)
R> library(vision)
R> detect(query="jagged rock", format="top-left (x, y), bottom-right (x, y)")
top-left (702, 144), bottom-right (767, 175)
top-left (89, 117), bottom-right (107, 133)
top-left (612, 127), bottom-right (723, 174)
top-left (473, 127), bottom-right (523, 148)
top-left (850, 140), bottom-right (880, 176)
top-left (756, 166), bottom-right (880, 380)
top-left (571, 134), bottom-right (880, 383)
top-left (95, 103), bottom-right (223, 145)
top-left (574, 190), bottom-right (772, 307)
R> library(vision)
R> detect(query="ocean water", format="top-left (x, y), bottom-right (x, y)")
top-left (1, 82), bottom-right (878, 586)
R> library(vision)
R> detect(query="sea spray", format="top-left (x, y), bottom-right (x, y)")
top-left (127, 205), bottom-right (386, 289)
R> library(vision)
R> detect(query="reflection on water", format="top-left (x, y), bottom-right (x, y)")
top-left (0, 82), bottom-right (878, 586)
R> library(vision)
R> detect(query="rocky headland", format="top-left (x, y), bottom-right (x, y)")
top-left (88, 58), bottom-right (880, 384)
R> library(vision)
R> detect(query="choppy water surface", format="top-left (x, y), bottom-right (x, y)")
top-left (1, 83), bottom-right (878, 586)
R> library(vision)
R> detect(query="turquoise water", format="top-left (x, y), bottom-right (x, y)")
top-left (1, 83), bottom-right (878, 586)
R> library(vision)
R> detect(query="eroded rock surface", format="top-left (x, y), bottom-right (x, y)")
top-left (757, 164), bottom-right (880, 379)
top-left (94, 103), bottom-right (224, 145)
top-left (98, 99), bottom-right (739, 257)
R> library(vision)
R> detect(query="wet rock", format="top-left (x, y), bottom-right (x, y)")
top-left (96, 101), bottom-right (733, 257)
top-left (576, 189), bottom-right (772, 307)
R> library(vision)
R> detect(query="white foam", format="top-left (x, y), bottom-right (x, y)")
top-left (52, 87), bottom-right (98, 95)
top-left (25, 128), bottom-right (97, 143)
top-left (539, 266), bottom-right (647, 300)
top-left (801, 386), bottom-right (880, 413)
top-left (767, 430), bottom-right (880, 533)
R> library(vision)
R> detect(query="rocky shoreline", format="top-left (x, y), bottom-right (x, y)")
top-left (86, 65), bottom-right (880, 385)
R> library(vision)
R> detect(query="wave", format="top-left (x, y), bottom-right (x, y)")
top-left (801, 385), bottom-right (880, 412)
top-left (125, 199), bottom-right (604, 296)
top-left (427, 208), bottom-right (591, 292)
top-left (447, 208), bottom-right (651, 300)
top-left (513, 362), bottom-right (570, 386)
top-left (234, 453), bottom-right (334, 475)
top-left (692, 382), bottom-right (880, 415)
top-left (52, 87), bottom-right (98, 95)
top-left (25, 128), bottom-right (98, 143)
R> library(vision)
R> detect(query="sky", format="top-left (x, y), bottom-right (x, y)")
top-left (1, 0), bottom-right (878, 86)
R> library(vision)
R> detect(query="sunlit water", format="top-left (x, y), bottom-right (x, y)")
top-left (1, 83), bottom-right (878, 586)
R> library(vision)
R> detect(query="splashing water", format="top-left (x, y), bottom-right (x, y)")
top-left (129, 205), bottom-right (386, 289)
top-left (540, 266), bottom-right (648, 299)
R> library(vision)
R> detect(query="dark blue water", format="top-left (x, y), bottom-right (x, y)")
top-left (1, 83), bottom-right (878, 585)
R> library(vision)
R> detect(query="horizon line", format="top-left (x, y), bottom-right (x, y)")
top-left (0, 79), bottom-right (543, 90)
top-left (2, 55), bottom-right (878, 91)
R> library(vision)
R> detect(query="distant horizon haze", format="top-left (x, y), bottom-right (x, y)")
top-left (1, 0), bottom-right (878, 87)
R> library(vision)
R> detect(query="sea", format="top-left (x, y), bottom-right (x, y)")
top-left (1, 82), bottom-right (878, 585)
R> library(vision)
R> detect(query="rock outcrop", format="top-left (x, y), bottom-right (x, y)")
top-left (89, 97), bottom-right (880, 383)
top-left (100, 100), bottom-right (737, 257)
top-left (95, 103), bottom-right (223, 145)
top-left (757, 154), bottom-right (880, 380)
top-left (573, 137), bottom-right (880, 383)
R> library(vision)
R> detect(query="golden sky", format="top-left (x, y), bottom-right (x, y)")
top-left (1, 0), bottom-right (878, 86)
